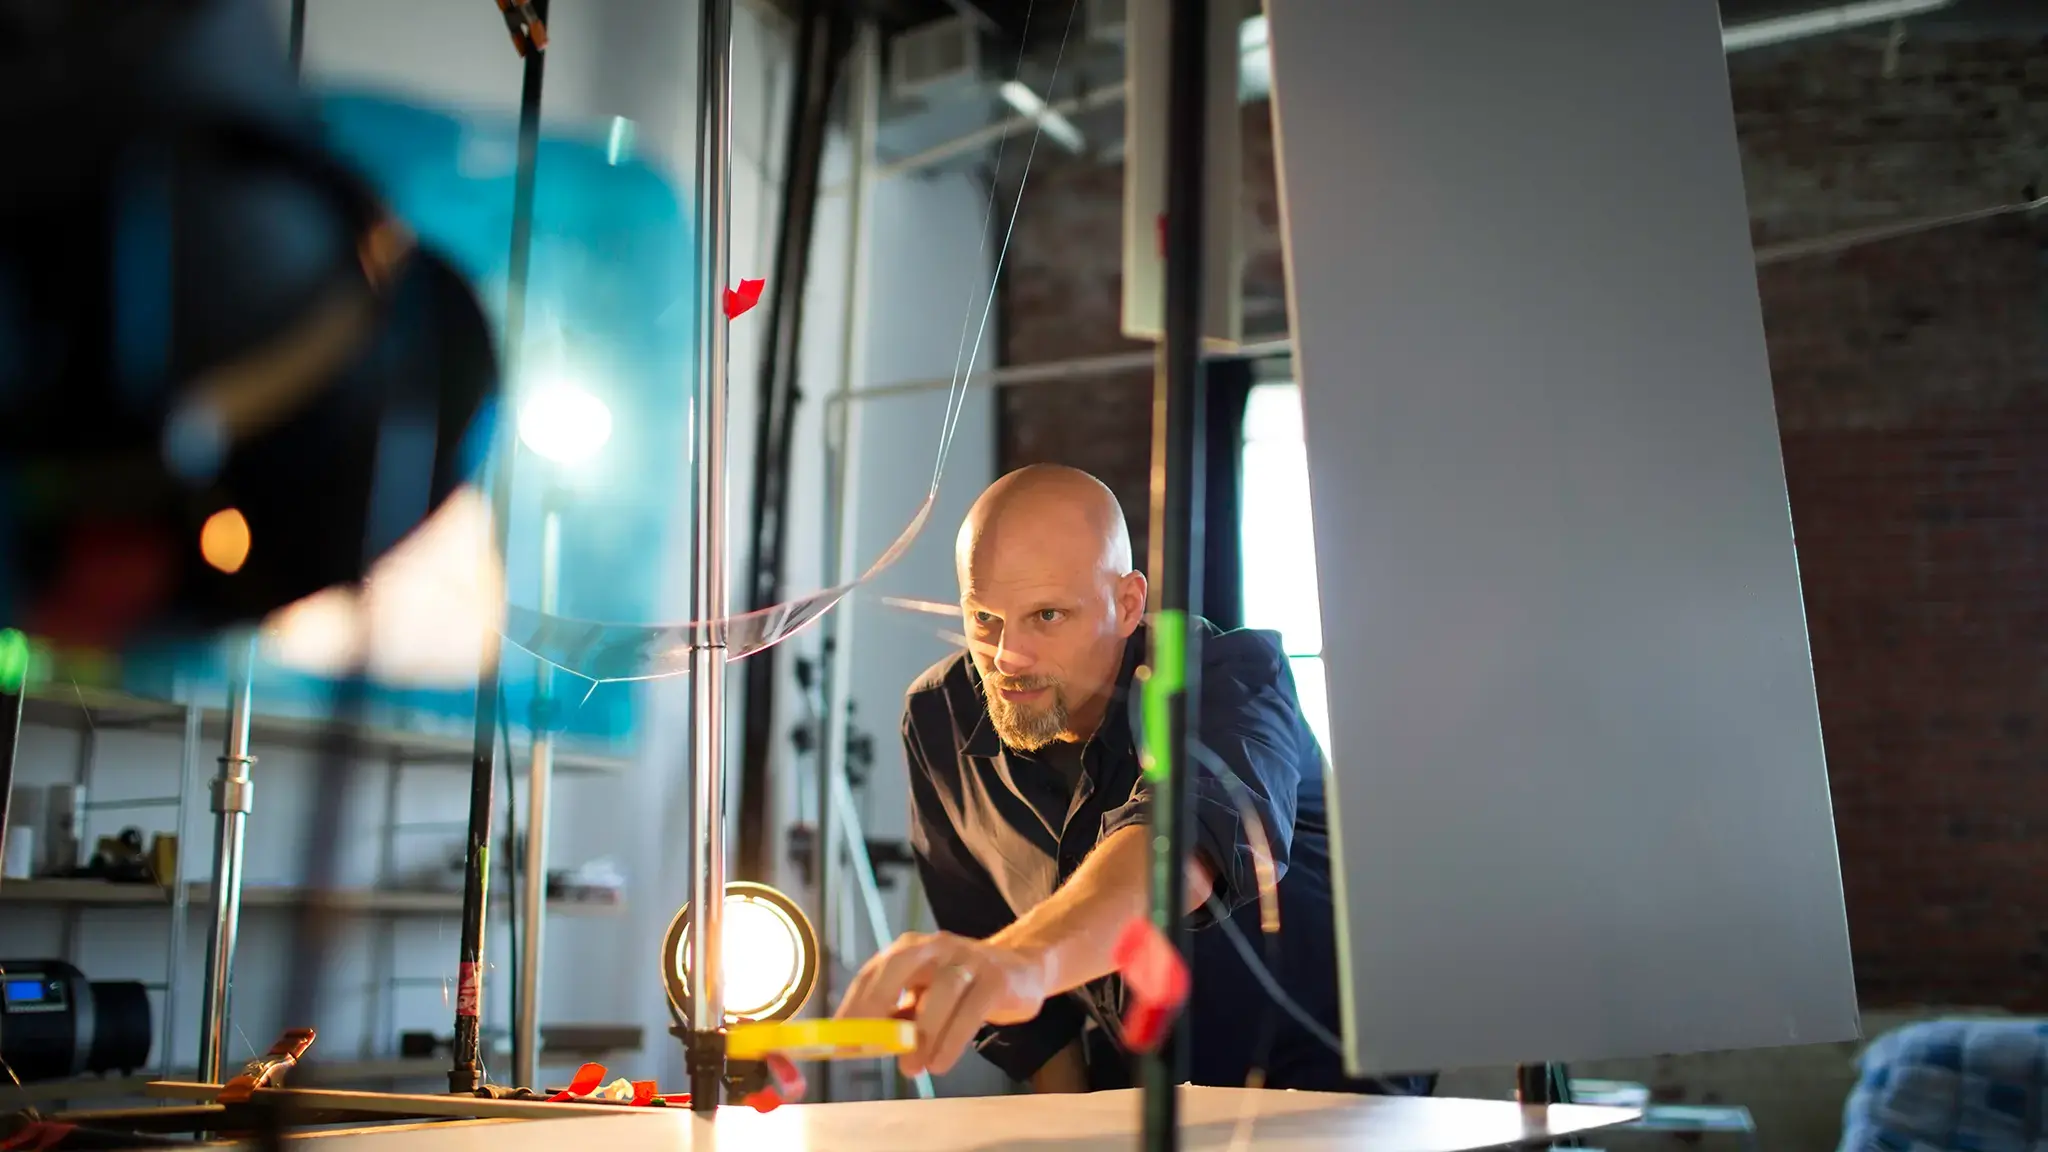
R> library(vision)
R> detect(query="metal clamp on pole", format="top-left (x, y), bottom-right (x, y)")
top-left (200, 636), bottom-right (259, 1085)
top-left (686, 0), bottom-right (737, 1113)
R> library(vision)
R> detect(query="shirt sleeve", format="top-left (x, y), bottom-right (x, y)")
top-left (902, 703), bottom-right (1086, 1082)
top-left (1097, 630), bottom-right (1306, 917)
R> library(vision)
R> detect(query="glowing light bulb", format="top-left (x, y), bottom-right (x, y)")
top-left (517, 382), bottom-right (613, 466)
top-left (679, 892), bottom-right (808, 1023)
top-left (200, 508), bottom-right (252, 574)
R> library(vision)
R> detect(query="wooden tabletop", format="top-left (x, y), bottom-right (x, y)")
top-left (268, 1087), bottom-right (1638, 1151)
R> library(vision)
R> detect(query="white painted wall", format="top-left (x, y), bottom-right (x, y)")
top-left (1, 0), bottom-right (1007, 1100)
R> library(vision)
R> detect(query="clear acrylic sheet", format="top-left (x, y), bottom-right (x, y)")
top-left (491, 0), bottom-right (1078, 692)
top-left (501, 492), bottom-right (934, 685)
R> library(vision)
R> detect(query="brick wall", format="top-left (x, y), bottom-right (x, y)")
top-left (999, 37), bottom-right (2048, 1009)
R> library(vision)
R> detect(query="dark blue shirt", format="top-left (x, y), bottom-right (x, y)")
top-left (901, 618), bottom-right (1432, 1094)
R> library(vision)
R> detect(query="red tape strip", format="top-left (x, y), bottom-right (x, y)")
top-left (545, 1061), bottom-right (608, 1102)
top-left (723, 277), bottom-right (766, 319)
top-left (1113, 915), bottom-right (1190, 1054)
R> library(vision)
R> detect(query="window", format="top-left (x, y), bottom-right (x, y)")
top-left (1239, 382), bottom-right (1333, 753)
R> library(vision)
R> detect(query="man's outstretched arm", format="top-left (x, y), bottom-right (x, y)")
top-left (835, 824), bottom-right (1212, 1077)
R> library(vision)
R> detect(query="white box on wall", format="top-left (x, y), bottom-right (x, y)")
top-left (1120, 0), bottom-right (1243, 348)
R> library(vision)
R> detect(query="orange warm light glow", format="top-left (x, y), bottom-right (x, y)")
top-left (200, 508), bottom-right (252, 574)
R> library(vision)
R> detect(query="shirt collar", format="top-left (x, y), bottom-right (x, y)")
top-left (963, 627), bottom-right (1149, 760)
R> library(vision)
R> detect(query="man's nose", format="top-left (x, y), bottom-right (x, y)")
top-left (993, 635), bottom-right (1035, 677)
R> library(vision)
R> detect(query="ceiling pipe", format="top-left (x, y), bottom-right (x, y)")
top-left (850, 0), bottom-right (1961, 185)
top-left (1721, 0), bottom-right (1956, 52)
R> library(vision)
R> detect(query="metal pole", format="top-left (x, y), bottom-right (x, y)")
top-left (0, 684), bottom-right (23, 889)
top-left (199, 637), bottom-right (257, 1084)
top-left (735, 0), bottom-right (846, 885)
top-left (811, 16), bottom-right (879, 1104)
top-left (1140, 1), bottom-right (1208, 1148)
top-left (687, 0), bottom-right (736, 1111)
top-left (823, 337), bottom-right (1293, 408)
top-left (160, 700), bottom-right (201, 1078)
top-left (452, 0), bottom-right (547, 1095)
top-left (513, 504), bottom-right (560, 1090)
top-left (286, 0), bottom-right (306, 72)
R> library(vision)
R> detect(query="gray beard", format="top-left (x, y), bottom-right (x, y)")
top-left (989, 689), bottom-right (1069, 752)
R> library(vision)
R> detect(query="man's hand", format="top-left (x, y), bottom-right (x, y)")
top-left (835, 931), bottom-right (1053, 1077)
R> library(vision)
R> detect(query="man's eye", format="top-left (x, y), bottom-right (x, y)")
top-left (973, 611), bottom-right (997, 626)
top-left (1037, 609), bottom-right (1062, 623)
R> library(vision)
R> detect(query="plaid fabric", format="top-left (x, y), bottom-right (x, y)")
top-left (1838, 1018), bottom-right (2048, 1152)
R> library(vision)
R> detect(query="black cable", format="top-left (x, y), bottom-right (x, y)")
top-left (1199, 890), bottom-right (1341, 1056)
top-left (0, 1051), bottom-right (39, 1122)
top-left (1125, 677), bottom-right (1346, 1060)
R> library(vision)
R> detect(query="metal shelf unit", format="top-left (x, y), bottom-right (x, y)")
top-left (3, 677), bottom-right (633, 1088)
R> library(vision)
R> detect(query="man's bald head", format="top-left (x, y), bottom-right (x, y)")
top-left (956, 464), bottom-right (1134, 587)
top-left (955, 465), bottom-right (1147, 750)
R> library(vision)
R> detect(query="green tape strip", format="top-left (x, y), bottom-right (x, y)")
top-left (0, 629), bottom-right (28, 695)
top-left (1139, 610), bottom-right (1187, 784)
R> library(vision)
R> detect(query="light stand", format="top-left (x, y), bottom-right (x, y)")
top-left (0, 641), bottom-right (23, 888)
top-left (1148, 9), bottom-right (1578, 1146)
top-left (1518, 1061), bottom-right (1579, 1148)
top-left (450, 0), bottom-right (548, 1097)
top-left (685, 0), bottom-right (737, 1113)
top-left (511, 492), bottom-right (559, 1091)
top-left (506, 383), bottom-right (612, 1087)
top-left (1138, 2), bottom-right (1209, 1151)
top-left (198, 634), bottom-right (259, 1083)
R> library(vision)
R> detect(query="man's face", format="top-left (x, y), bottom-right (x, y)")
top-left (960, 526), bottom-right (1142, 752)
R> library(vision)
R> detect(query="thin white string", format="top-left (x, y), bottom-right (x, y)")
top-left (514, 0), bottom-right (1082, 690)
top-left (933, 0), bottom-right (1082, 481)
top-left (929, 2), bottom-right (1039, 496)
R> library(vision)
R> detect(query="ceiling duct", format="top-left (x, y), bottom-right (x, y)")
top-left (1085, 0), bottom-right (1129, 46)
top-left (887, 13), bottom-right (984, 103)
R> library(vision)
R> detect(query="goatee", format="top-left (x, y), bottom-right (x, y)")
top-left (987, 677), bottom-right (1068, 751)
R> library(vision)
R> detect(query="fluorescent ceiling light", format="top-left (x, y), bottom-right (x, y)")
top-left (998, 80), bottom-right (1085, 153)
top-left (1239, 2), bottom-right (1954, 104)
top-left (1721, 0), bottom-right (1955, 52)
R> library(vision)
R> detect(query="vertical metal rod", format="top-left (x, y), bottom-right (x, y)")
top-left (160, 700), bottom-right (201, 1077)
top-left (368, 752), bottom-right (402, 1058)
top-left (286, 0), bottom-right (306, 73)
top-left (0, 685), bottom-right (23, 888)
top-left (1141, 0), bottom-right (1209, 1149)
top-left (1516, 1061), bottom-right (1576, 1147)
top-left (513, 505), bottom-right (561, 1090)
top-left (61, 728), bottom-right (96, 958)
top-left (200, 637), bottom-right (258, 1084)
top-left (452, 0), bottom-right (547, 1094)
top-left (735, 0), bottom-right (845, 887)
top-left (687, 0), bottom-right (736, 1111)
top-left (813, 15), bottom-right (880, 1105)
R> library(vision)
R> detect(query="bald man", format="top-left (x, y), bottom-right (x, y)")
top-left (836, 465), bottom-right (1433, 1097)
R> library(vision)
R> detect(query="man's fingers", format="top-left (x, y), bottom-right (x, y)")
top-left (838, 933), bottom-right (939, 1019)
top-left (926, 968), bottom-right (996, 1076)
top-left (909, 955), bottom-right (987, 1074)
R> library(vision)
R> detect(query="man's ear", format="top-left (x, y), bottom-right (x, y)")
top-left (1115, 571), bottom-right (1148, 637)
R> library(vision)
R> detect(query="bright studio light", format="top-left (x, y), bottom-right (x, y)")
top-left (516, 381), bottom-right (613, 465)
top-left (663, 883), bottom-right (819, 1026)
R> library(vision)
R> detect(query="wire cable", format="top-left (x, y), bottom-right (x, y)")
top-left (1123, 675), bottom-right (1348, 1058)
